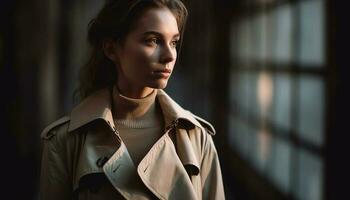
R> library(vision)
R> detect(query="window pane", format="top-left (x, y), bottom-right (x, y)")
top-left (257, 71), bottom-right (274, 119)
top-left (229, 116), bottom-right (254, 161)
top-left (297, 75), bottom-right (325, 146)
top-left (271, 73), bottom-right (292, 131)
top-left (230, 70), bottom-right (251, 118)
top-left (267, 136), bottom-right (292, 194)
top-left (235, 19), bottom-right (253, 65)
top-left (232, 71), bottom-right (258, 118)
top-left (297, 0), bottom-right (325, 66)
top-left (252, 127), bottom-right (273, 173)
top-left (250, 71), bottom-right (261, 118)
top-left (246, 125), bottom-right (257, 164)
top-left (229, 70), bottom-right (275, 122)
top-left (294, 149), bottom-right (323, 200)
top-left (272, 4), bottom-right (294, 64)
top-left (251, 13), bottom-right (268, 61)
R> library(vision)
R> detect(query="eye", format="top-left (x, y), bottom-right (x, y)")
top-left (170, 40), bottom-right (180, 48)
top-left (145, 37), bottom-right (160, 46)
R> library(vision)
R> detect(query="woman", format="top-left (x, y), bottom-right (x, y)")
top-left (39, 0), bottom-right (225, 199)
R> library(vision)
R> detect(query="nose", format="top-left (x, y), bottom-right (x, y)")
top-left (159, 44), bottom-right (176, 64)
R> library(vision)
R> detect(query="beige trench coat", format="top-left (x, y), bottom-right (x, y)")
top-left (39, 88), bottom-right (225, 200)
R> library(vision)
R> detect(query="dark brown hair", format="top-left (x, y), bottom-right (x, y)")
top-left (74, 0), bottom-right (188, 102)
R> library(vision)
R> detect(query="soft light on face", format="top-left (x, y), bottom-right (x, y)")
top-left (115, 7), bottom-right (180, 92)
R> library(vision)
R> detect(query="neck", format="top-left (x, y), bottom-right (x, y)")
top-left (113, 85), bottom-right (158, 120)
top-left (117, 80), bottom-right (154, 98)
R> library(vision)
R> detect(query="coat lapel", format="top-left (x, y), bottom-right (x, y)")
top-left (73, 124), bottom-right (118, 191)
top-left (137, 132), bottom-right (199, 200)
top-left (104, 141), bottom-right (159, 199)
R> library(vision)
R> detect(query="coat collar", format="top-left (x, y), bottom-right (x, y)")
top-left (101, 132), bottom-right (200, 200)
top-left (68, 88), bottom-right (204, 199)
top-left (68, 87), bottom-right (203, 132)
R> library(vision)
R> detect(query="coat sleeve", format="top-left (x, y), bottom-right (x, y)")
top-left (39, 129), bottom-right (73, 200)
top-left (200, 133), bottom-right (226, 200)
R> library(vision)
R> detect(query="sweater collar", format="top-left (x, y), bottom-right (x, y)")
top-left (68, 87), bottom-right (202, 132)
top-left (112, 85), bottom-right (157, 120)
top-left (113, 85), bottom-right (162, 129)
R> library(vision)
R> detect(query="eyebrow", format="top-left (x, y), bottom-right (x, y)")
top-left (142, 31), bottom-right (180, 38)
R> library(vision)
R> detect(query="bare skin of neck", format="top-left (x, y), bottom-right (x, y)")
top-left (113, 81), bottom-right (156, 119)
top-left (117, 77), bottom-right (155, 99)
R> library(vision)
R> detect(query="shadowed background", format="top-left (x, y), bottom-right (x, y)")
top-left (1, 0), bottom-right (349, 199)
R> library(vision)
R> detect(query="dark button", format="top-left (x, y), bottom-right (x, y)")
top-left (96, 156), bottom-right (109, 168)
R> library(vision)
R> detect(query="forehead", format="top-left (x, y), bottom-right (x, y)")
top-left (131, 7), bottom-right (179, 36)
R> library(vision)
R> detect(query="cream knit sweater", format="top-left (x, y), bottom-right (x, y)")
top-left (112, 86), bottom-right (165, 166)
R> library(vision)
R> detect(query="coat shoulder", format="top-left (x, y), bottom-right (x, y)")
top-left (40, 115), bottom-right (71, 140)
top-left (189, 112), bottom-right (216, 136)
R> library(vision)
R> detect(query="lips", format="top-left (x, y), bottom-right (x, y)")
top-left (153, 68), bottom-right (172, 78)
top-left (154, 68), bottom-right (172, 74)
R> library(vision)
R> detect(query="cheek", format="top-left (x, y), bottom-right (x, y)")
top-left (120, 48), bottom-right (151, 74)
top-left (126, 46), bottom-right (155, 67)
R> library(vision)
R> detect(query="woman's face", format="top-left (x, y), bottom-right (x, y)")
top-left (113, 7), bottom-right (180, 94)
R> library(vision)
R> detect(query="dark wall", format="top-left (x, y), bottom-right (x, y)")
top-left (327, 0), bottom-right (350, 199)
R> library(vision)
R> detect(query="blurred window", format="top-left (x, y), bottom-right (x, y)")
top-left (229, 0), bottom-right (326, 199)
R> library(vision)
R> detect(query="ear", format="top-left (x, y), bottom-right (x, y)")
top-left (102, 38), bottom-right (119, 62)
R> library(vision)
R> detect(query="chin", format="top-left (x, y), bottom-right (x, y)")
top-left (148, 79), bottom-right (169, 89)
